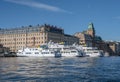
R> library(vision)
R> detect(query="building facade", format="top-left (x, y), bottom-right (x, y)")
top-left (64, 34), bottom-right (79, 45)
top-left (105, 41), bottom-right (120, 55)
top-left (74, 22), bottom-right (98, 47)
top-left (116, 42), bottom-right (120, 55)
top-left (0, 24), bottom-right (79, 52)
top-left (74, 32), bottom-right (92, 47)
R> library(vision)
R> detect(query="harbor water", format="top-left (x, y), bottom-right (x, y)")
top-left (0, 56), bottom-right (120, 82)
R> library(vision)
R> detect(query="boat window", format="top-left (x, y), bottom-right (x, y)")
top-left (61, 51), bottom-right (63, 53)
top-left (35, 52), bottom-right (39, 54)
top-left (86, 52), bottom-right (92, 54)
top-left (94, 52), bottom-right (98, 53)
top-left (42, 52), bottom-right (45, 54)
top-left (25, 52), bottom-right (32, 54)
top-left (42, 52), bottom-right (49, 54)
top-left (71, 51), bottom-right (76, 53)
top-left (51, 52), bottom-right (54, 54)
top-left (46, 52), bottom-right (49, 54)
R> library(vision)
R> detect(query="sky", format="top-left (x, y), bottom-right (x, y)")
top-left (0, 0), bottom-right (120, 41)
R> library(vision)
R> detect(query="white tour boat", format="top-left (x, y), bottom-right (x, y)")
top-left (47, 42), bottom-right (84, 57)
top-left (82, 47), bottom-right (104, 57)
top-left (60, 47), bottom-right (83, 57)
top-left (16, 47), bottom-right (61, 57)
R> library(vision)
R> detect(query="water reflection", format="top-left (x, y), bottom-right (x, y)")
top-left (0, 57), bottom-right (120, 81)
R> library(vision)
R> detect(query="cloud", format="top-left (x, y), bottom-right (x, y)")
top-left (4, 0), bottom-right (72, 14)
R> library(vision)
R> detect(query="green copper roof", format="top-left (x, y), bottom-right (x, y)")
top-left (95, 36), bottom-right (102, 41)
top-left (88, 22), bottom-right (94, 29)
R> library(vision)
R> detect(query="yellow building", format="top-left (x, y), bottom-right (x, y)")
top-left (0, 24), bottom-right (79, 52)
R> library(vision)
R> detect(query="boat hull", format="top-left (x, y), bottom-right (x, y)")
top-left (16, 53), bottom-right (55, 57)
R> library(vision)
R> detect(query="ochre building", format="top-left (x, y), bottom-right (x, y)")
top-left (0, 24), bottom-right (79, 52)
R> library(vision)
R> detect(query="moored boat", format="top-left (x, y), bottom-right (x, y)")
top-left (82, 47), bottom-right (104, 57)
top-left (47, 42), bottom-right (84, 57)
top-left (17, 47), bottom-right (61, 57)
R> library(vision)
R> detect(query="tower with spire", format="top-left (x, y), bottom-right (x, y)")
top-left (87, 22), bottom-right (95, 38)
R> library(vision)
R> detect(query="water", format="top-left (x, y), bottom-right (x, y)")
top-left (0, 56), bottom-right (120, 82)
